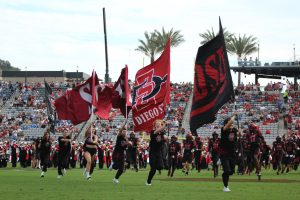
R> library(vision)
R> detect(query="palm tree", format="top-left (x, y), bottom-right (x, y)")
top-left (199, 27), bottom-right (233, 48)
top-left (226, 34), bottom-right (258, 58)
top-left (135, 31), bottom-right (160, 63)
top-left (226, 34), bottom-right (258, 85)
top-left (155, 27), bottom-right (185, 53)
top-left (136, 27), bottom-right (184, 64)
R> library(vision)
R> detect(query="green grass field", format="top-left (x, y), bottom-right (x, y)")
top-left (1, 166), bottom-right (300, 200)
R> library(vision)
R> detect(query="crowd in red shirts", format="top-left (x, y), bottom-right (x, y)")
top-left (1, 80), bottom-right (300, 179)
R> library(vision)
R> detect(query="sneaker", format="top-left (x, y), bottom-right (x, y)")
top-left (145, 181), bottom-right (152, 186)
top-left (63, 168), bottom-right (67, 175)
top-left (86, 175), bottom-right (92, 181)
top-left (40, 171), bottom-right (45, 178)
top-left (113, 178), bottom-right (119, 184)
top-left (223, 187), bottom-right (231, 192)
top-left (57, 175), bottom-right (62, 179)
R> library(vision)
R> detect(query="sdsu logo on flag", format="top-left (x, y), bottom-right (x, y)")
top-left (132, 69), bottom-right (168, 106)
top-left (133, 39), bottom-right (171, 132)
top-left (190, 19), bottom-right (234, 132)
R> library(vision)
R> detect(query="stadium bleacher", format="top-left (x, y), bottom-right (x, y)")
top-left (0, 80), bottom-right (298, 145)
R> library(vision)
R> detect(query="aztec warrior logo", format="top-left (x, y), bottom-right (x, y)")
top-left (132, 69), bottom-right (167, 107)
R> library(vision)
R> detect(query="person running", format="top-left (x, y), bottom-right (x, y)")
top-left (208, 131), bottom-right (220, 178)
top-left (282, 137), bottom-right (296, 174)
top-left (83, 125), bottom-right (99, 180)
top-left (219, 113), bottom-right (238, 192)
top-left (248, 124), bottom-right (264, 180)
top-left (146, 120), bottom-right (166, 186)
top-left (39, 130), bottom-right (52, 178)
top-left (167, 135), bottom-right (181, 177)
top-left (194, 135), bottom-right (204, 173)
top-left (127, 132), bottom-right (139, 172)
top-left (182, 133), bottom-right (195, 175)
top-left (57, 130), bottom-right (72, 179)
top-left (272, 136), bottom-right (285, 175)
top-left (112, 122), bottom-right (128, 184)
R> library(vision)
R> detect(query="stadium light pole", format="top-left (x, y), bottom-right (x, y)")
top-left (103, 7), bottom-right (110, 83)
top-left (293, 43), bottom-right (296, 63)
top-left (76, 66), bottom-right (79, 85)
top-left (257, 43), bottom-right (260, 63)
top-left (25, 66), bottom-right (27, 86)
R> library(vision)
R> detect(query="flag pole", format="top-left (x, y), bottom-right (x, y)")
top-left (234, 101), bottom-right (240, 130)
top-left (90, 105), bottom-right (95, 138)
top-left (125, 105), bottom-right (128, 133)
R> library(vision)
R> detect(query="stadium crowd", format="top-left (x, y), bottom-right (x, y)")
top-left (0, 80), bottom-right (300, 183)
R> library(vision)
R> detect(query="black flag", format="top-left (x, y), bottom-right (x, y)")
top-left (190, 18), bottom-right (234, 132)
top-left (44, 80), bottom-right (56, 133)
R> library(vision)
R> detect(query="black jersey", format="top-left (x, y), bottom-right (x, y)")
top-left (114, 135), bottom-right (127, 154)
top-left (149, 130), bottom-right (165, 154)
top-left (58, 136), bottom-right (71, 153)
top-left (40, 138), bottom-right (51, 154)
top-left (220, 127), bottom-right (237, 157)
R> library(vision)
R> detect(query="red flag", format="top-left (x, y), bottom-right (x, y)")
top-left (90, 71), bottom-right (113, 120)
top-left (112, 65), bottom-right (132, 117)
top-left (55, 71), bottom-right (113, 124)
top-left (132, 39), bottom-right (171, 132)
top-left (94, 85), bottom-right (113, 120)
top-left (55, 88), bottom-right (92, 125)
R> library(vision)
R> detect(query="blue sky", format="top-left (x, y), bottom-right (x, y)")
top-left (0, 0), bottom-right (299, 85)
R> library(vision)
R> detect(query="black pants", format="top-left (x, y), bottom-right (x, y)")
top-left (0, 158), bottom-right (7, 168)
top-left (106, 156), bottom-right (111, 169)
top-left (114, 153), bottom-right (125, 179)
top-left (40, 152), bottom-right (50, 172)
top-left (53, 152), bottom-right (58, 168)
top-left (194, 150), bottom-right (201, 171)
top-left (98, 154), bottom-right (104, 169)
top-left (168, 155), bottom-right (177, 177)
top-left (221, 157), bottom-right (235, 187)
top-left (58, 152), bottom-right (69, 175)
top-left (147, 152), bottom-right (163, 184)
top-left (237, 154), bottom-right (245, 174)
top-left (20, 157), bottom-right (27, 168)
top-left (212, 153), bottom-right (220, 176)
top-left (139, 155), bottom-right (145, 169)
top-left (128, 150), bottom-right (138, 170)
top-left (262, 154), bottom-right (270, 166)
top-left (70, 156), bottom-right (76, 168)
top-left (79, 154), bottom-right (83, 168)
top-left (11, 156), bottom-right (17, 167)
top-left (273, 153), bottom-right (283, 171)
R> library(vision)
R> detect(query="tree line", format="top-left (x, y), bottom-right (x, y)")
top-left (0, 59), bottom-right (20, 71)
top-left (136, 27), bottom-right (258, 63)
